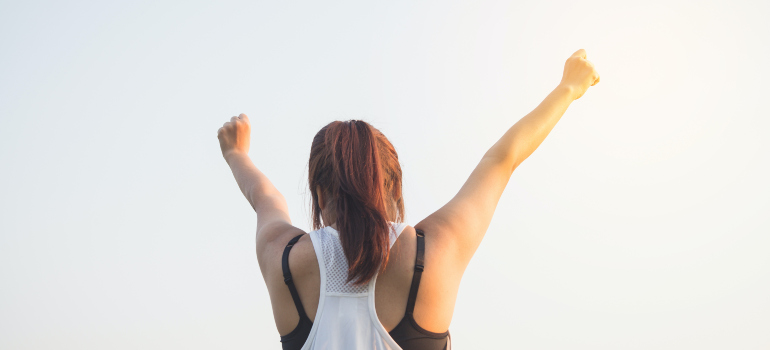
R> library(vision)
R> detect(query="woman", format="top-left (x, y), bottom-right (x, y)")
top-left (218, 49), bottom-right (600, 349)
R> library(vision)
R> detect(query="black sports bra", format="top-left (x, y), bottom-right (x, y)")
top-left (279, 228), bottom-right (451, 349)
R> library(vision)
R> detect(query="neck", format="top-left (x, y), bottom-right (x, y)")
top-left (320, 200), bottom-right (399, 230)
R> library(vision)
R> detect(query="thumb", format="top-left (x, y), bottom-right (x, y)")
top-left (570, 48), bottom-right (587, 60)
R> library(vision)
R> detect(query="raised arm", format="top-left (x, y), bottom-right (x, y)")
top-left (416, 49), bottom-right (600, 266)
top-left (218, 114), bottom-right (292, 247)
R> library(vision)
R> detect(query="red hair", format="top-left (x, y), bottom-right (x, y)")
top-left (308, 120), bottom-right (405, 285)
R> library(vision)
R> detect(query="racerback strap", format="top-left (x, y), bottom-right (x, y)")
top-left (404, 228), bottom-right (425, 316)
top-left (282, 233), bottom-right (309, 320)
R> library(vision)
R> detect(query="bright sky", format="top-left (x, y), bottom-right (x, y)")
top-left (1, 0), bottom-right (768, 349)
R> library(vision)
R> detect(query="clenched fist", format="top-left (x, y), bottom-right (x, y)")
top-left (559, 49), bottom-right (600, 100)
top-left (218, 113), bottom-right (251, 159)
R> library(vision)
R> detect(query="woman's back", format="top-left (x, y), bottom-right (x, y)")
top-left (262, 222), bottom-right (457, 349)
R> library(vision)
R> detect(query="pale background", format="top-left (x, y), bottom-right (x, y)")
top-left (1, 0), bottom-right (768, 349)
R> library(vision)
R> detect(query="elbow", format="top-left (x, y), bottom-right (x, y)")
top-left (482, 150), bottom-right (520, 176)
top-left (253, 191), bottom-right (290, 214)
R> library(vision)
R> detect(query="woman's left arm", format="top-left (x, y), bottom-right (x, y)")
top-left (218, 114), bottom-right (292, 240)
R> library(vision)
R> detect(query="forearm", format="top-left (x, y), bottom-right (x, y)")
top-left (224, 151), bottom-right (290, 220)
top-left (485, 84), bottom-right (575, 173)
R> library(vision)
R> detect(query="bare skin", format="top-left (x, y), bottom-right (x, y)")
top-left (218, 49), bottom-right (600, 337)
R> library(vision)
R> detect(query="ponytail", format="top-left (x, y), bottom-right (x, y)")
top-left (309, 120), bottom-right (404, 285)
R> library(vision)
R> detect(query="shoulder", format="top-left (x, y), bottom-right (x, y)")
top-left (413, 217), bottom-right (471, 278)
top-left (414, 217), bottom-right (463, 255)
top-left (255, 222), bottom-right (314, 282)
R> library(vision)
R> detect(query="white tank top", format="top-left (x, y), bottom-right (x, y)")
top-left (300, 222), bottom-right (409, 350)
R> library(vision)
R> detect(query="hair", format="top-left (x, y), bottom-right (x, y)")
top-left (308, 120), bottom-right (405, 286)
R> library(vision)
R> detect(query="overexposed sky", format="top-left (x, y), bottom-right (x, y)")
top-left (1, 0), bottom-right (769, 349)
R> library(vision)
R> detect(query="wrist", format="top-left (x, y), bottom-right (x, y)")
top-left (223, 149), bottom-right (249, 164)
top-left (554, 83), bottom-right (576, 101)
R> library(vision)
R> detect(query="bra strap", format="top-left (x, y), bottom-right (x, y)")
top-left (405, 228), bottom-right (425, 316)
top-left (282, 233), bottom-right (309, 320)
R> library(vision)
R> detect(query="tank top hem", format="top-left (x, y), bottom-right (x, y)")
top-left (367, 223), bottom-right (409, 350)
top-left (299, 229), bottom-right (327, 350)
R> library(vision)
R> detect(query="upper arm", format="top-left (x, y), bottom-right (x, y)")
top-left (415, 155), bottom-right (513, 266)
top-left (252, 192), bottom-right (308, 275)
top-left (253, 192), bottom-right (294, 256)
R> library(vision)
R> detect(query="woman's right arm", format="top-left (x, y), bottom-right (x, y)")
top-left (415, 49), bottom-right (600, 266)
